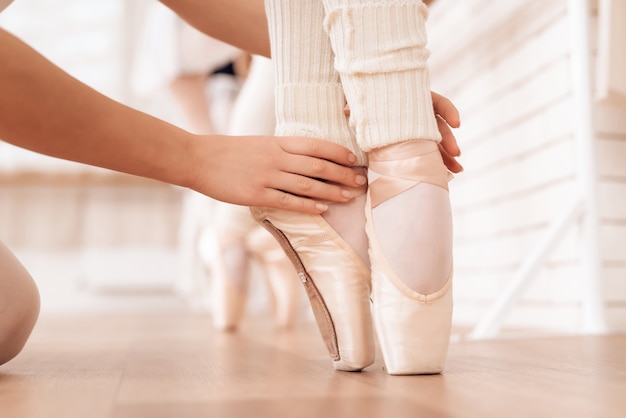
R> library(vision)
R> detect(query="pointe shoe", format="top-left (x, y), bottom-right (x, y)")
top-left (249, 182), bottom-right (375, 371)
top-left (211, 275), bottom-right (247, 332)
top-left (209, 237), bottom-right (249, 332)
top-left (366, 140), bottom-right (454, 375)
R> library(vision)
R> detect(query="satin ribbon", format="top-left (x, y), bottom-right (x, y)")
top-left (369, 141), bottom-right (452, 208)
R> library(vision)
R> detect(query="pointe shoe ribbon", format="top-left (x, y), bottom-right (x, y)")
top-left (368, 140), bottom-right (453, 208)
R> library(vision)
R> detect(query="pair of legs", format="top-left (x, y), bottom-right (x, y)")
top-left (0, 241), bottom-right (40, 365)
top-left (253, 0), bottom-right (453, 374)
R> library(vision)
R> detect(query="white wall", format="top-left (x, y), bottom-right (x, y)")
top-left (427, 0), bottom-right (626, 334)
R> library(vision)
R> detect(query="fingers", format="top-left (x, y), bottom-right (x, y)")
top-left (278, 136), bottom-right (357, 167)
top-left (278, 137), bottom-right (367, 189)
top-left (437, 115), bottom-right (461, 158)
top-left (432, 91), bottom-right (460, 128)
top-left (256, 188), bottom-right (330, 214)
top-left (432, 92), bottom-right (463, 173)
top-left (438, 115), bottom-right (463, 173)
top-left (281, 152), bottom-right (366, 187)
top-left (438, 142), bottom-right (463, 174)
top-left (271, 169), bottom-right (356, 203)
top-left (252, 137), bottom-right (368, 214)
top-left (253, 169), bottom-right (356, 214)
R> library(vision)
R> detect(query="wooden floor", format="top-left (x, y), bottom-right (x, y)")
top-left (1, 312), bottom-right (624, 418)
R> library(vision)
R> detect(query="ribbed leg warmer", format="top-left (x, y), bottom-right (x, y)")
top-left (322, 0), bottom-right (441, 150)
top-left (265, 0), bottom-right (366, 165)
top-left (322, 0), bottom-right (452, 294)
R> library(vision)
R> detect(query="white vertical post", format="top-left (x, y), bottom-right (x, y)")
top-left (567, 0), bottom-right (607, 333)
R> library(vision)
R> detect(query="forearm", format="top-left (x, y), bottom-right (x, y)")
top-left (0, 29), bottom-right (197, 188)
top-left (160, 0), bottom-right (270, 57)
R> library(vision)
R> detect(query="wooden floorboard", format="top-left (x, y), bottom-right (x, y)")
top-left (1, 312), bottom-right (624, 418)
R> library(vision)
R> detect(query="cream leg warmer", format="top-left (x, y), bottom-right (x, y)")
top-left (322, 0), bottom-right (441, 151)
top-left (265, 0), bottom-right (366, 166)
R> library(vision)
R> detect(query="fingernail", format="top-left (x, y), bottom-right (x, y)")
top-left (347, 153), bottom-right (357, 164)
top-left (355, 175), bottom-right (367, 185)
top-left (315, 203), bottom-right (328, 212)
top-left (341, 189), bottom-right (353, 199)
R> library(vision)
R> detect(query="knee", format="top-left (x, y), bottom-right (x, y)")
top-left (0, 280), bottom-right (40, 366)
top-left (0, 244), bottom-right (41, 366)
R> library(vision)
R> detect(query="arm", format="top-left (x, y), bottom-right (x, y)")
top-left (160, 1), bottom-right (454, 117)
top-left (159, 1), bottom-right (461, 172)
top-left (0, 29), bottom-right (362, 213)
top-left (160, 0), bottom-right (270, 57)
top-left (0, 28), bottom-right (195, 190)
top-left (160, 0), bottom-right (434, 57)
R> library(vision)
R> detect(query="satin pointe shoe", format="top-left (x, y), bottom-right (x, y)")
top-left (250, 181), bottom-right (375, 371)
top-left (207, 225), bottom-right (250, 332)
top-left (210, 241), bottom-right (249, 332)
top-left (366, 140), bottom-right (454, 375)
